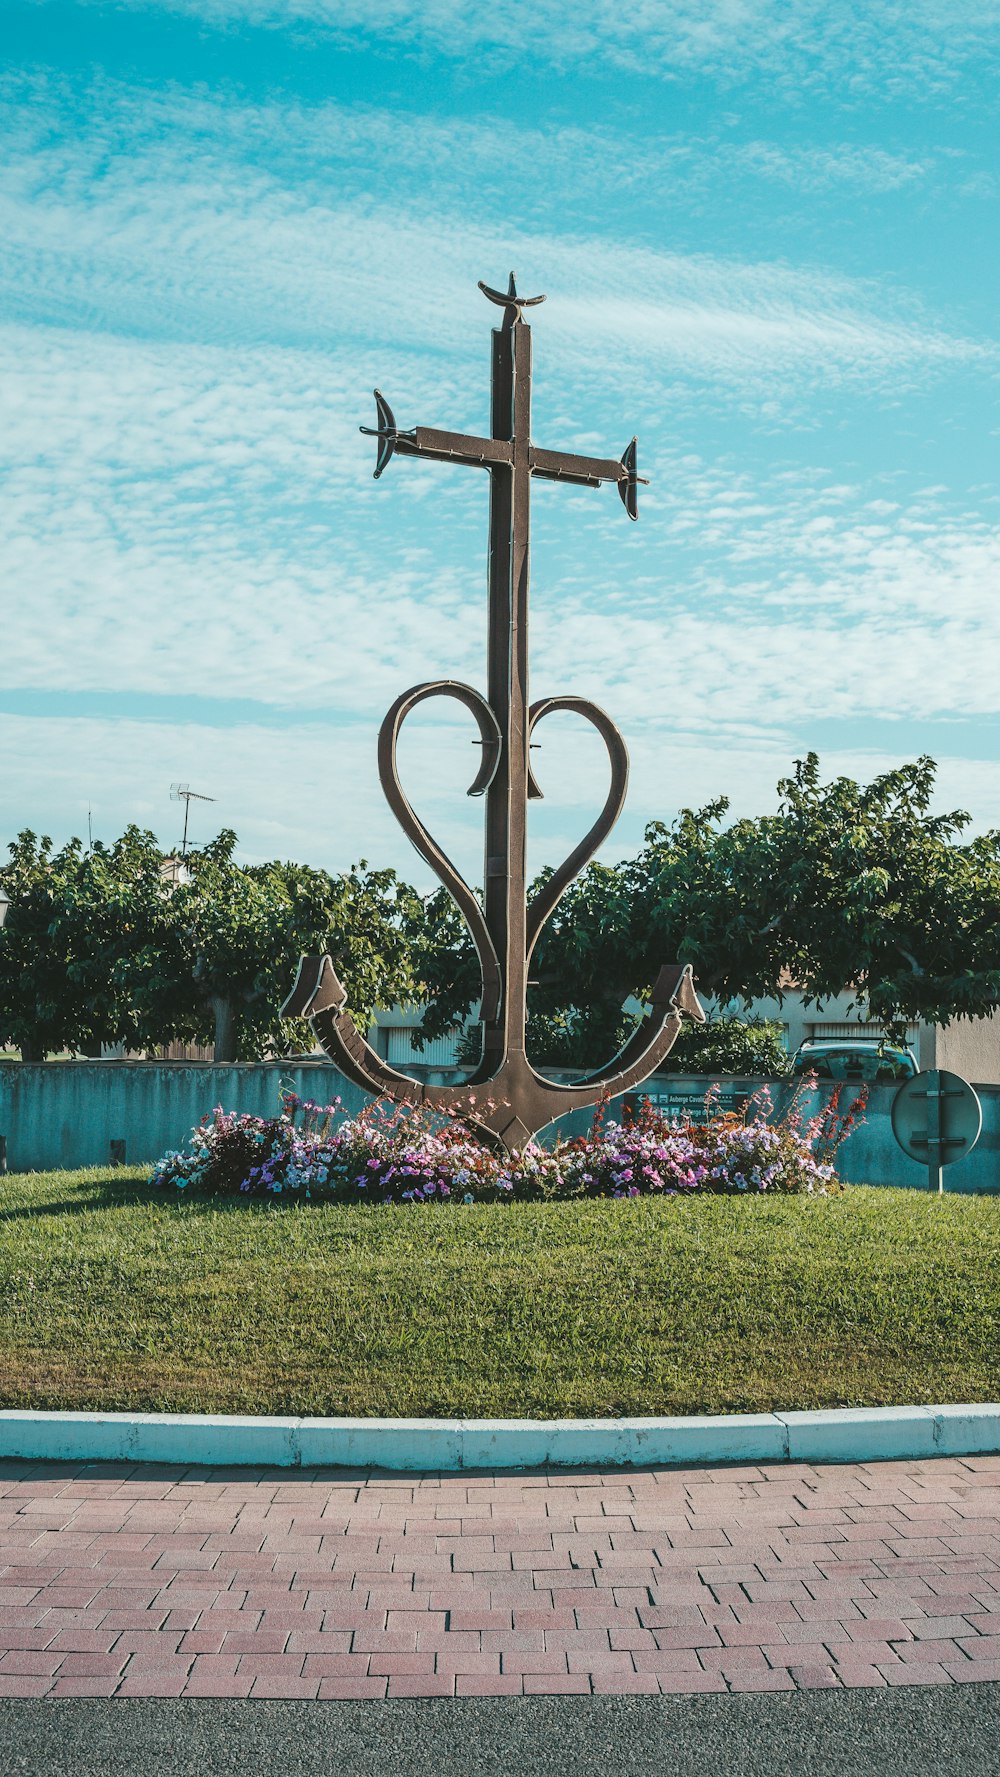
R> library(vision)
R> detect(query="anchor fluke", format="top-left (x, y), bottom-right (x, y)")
top-left (618, 437), bottom-right (649, 521)
top-left (281, 953), bottom-right (348, 1021)
top-left (359, 389), bottom-right (400, 480)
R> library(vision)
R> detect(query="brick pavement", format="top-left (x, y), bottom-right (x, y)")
top-left (0, 1454), bottom-right (997, 1699)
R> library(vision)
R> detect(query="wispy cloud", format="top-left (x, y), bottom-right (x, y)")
top-left (723, 141), bottom-right (930, 192)
top-left (3, 73), bottom-right (934, 210)
top-left (60, 1), bottom-right (1000, 99)
top-left (2, 61), bottom-right (998, 874)
top-left (5, 299), bottom-right (998, 748)
top-left (1, 74), bottom-right (980, 393)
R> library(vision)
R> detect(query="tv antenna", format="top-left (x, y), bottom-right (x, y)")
top-left (169, 782), bottom-right (216, 856)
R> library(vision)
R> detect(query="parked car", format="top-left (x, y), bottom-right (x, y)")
top-left (791, 1037), bottom-right (917, 1084)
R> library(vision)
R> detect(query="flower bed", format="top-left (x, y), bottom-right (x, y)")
top-left (149, 1082), bottom-right (862, 1205)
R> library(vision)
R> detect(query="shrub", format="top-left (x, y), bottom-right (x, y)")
top-left (665, 1014), bottom-right (791, 1077)
top-left (149, 1080), bottom-right (860, 1206)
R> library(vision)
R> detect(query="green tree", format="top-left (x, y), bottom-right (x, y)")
top-left (689, 754), bottom-right (1000, 1030)
top-left (416, 756), bottom-right (1000, 1066)
top-left (0, 827), bottom-right (171, 1060)
top-left (405, 886), bottom-right (481, 1044)
top-left (151, 833), bottom-right (424, 1063)
top-left (665, 1015), bottom-right (790, 1077)
top-left (0, 827), bottom-right (424, 1064)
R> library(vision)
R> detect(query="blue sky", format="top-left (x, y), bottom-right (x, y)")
top-left (2, 1), bottom-right (999, 889)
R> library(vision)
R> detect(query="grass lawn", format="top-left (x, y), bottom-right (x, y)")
top-left (0, 1167), bottom-right (997, 1419)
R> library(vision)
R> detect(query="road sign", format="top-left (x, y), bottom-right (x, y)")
top-left (891, 1068), bottom-right (982, 1195)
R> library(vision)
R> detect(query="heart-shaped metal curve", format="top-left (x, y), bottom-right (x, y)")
top-left (378, 680), bottom-right (503, 1023)
top-left (525, 695), bottom-right (630, 968)
top-left (287, 675), bottom-right (699, 1150)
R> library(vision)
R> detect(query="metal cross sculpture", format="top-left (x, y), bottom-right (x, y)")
top-left (284, 274), bottom-right (705, 1151)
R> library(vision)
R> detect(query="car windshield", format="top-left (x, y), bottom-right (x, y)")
top-left (794, 1046), bottom-right (914, 1081)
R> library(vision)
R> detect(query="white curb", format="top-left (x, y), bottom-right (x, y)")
top-left (0, 1405), bottom-right (997, 1471)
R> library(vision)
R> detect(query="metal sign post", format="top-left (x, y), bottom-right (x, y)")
top-left (891, 1069), bottom-right (982, 1194)
top-left (284, 274), bottom-right (706, 1152)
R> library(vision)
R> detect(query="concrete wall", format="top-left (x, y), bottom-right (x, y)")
top-left (0, 1060), bottom-right (370, 1175)
top-left (835, 1080), bottom-right (1000, 1194)
top-left (1, 1061), bottom-right (997, 1193)
top-left (704, 990), bottom-right (887, 1054)
top-left (919, 1011), bottom-right (1000, 1083)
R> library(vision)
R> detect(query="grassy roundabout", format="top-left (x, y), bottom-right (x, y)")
top-left (0, 1167), bottom-right (997, 1419)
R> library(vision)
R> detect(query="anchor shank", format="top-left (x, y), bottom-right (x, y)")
top-left (476, 319), bottom-right (532, 1070)
top-left (509, 322), bottom-right (532, 1058)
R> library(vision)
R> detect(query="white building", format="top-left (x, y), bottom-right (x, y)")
top-left (368, 991), bottom-right (1000, 1086)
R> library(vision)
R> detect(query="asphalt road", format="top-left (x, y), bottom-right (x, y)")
top-left (1, 1687), bottom-right (999, 1777)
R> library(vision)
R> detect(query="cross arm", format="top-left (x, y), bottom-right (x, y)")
top-left (362, 390), bottom-right (647, 516)
top-left (530, 437), bottom-right (649, 519)
top-left (529, 446), bottom-right (624, 488)
top-left (396, 427), bottom-right (513, 470)
top-left (361, 390), bottom-right (513, 479)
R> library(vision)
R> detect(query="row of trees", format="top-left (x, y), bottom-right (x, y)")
top-left (3, 755), bottom-right (1000, 1065)
top-left (419, 754), bottom-right (1000, 1063)
top-left (0, 829), bottom-right (420, 1062)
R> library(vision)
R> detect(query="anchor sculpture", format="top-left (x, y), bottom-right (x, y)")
top-left (284, 273), bottom-right (705, 1151)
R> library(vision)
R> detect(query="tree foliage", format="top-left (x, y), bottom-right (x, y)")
top-left (6, 755), bottom-right (1000, 1069)
top-left (665, 1016), bottom-right (790, 1077)
top-left (418, 755), bottom-right (1000, 1064)
top-left (0, 828), bottom-right (171, 1061)
top-left (0, 827), bottom-right (421, 1062)
top-left (682, 754), bottom-right (1000, 1029)
top-left (160, 834), bottom-right (423, 1062)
